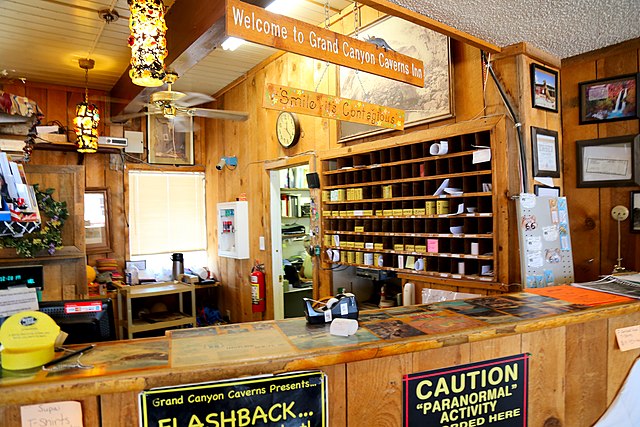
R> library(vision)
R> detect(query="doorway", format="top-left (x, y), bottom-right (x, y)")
top-left (269, 164), bottom-right (314, 319)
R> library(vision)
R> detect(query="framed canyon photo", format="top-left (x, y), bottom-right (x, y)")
top-left (338, 15), bottom-right (453, 142)
top-left (579, 73), bottom-right (639, 124)
top-left (530, 63), bottom-right (558, 112)
top-left (148, 114), bottom-right (194, 165)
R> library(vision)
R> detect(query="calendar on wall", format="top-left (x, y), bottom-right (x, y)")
top-left (516, 193), bottom-right (574, 288)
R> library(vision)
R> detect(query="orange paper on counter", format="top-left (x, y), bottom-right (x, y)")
top-left (526, 285), bottom-right (633, 306)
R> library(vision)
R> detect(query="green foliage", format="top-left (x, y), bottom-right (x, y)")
top-left (0, 185), bottom-right (69, 258)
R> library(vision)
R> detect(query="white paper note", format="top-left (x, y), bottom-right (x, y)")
top-left (21, 401), bottom-right (83, 427)
top-left (534, 177), bottom-right (554, 187)
top-left (472, 149), bottom-right (491, 164)
top-left (429, 140), bottom-right (449, 155)
top-left (330, 318), bottom-right (359, 337)
top-left (434, 178), bottom-right (450, 196)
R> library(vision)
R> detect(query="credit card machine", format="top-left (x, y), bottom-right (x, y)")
top-left (303, 293), bottom-right (359, 324)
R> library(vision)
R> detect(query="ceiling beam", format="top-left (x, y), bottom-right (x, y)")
top-left (356, 0), bottom-right (501, 54)
top-left (110, 0), bottom-right (228, 117)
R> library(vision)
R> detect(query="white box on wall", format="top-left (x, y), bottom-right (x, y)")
top-left (217, 201), bottom-right (249, 259)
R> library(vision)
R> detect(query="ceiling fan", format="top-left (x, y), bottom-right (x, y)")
top-left (110, 72), bottom-right (249, 124)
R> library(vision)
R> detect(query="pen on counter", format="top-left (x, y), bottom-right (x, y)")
top-left (42, 344), bottom-right (95, 369)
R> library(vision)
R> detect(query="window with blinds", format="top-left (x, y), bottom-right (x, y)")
top-left (128, 171), bottom-right (206, 256)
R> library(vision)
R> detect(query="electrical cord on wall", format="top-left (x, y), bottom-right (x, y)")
top-left (481, 51), bottom-right (527, 191)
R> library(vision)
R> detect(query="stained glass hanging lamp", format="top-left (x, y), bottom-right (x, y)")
top-left (73, 59), bottom-right (100, 153)
top-left (128, 0), bottom-right (167, 87)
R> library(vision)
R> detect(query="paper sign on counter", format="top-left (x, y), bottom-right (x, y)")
top-left (21, 401), bottom-right (83, 427)
top-left (615, 325), bottom-right (640, 352)
top-left (0, 288), bottom-right (38, 318)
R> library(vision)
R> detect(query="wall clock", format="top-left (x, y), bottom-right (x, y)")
top-left (276, 111), bottom-right (301, 148)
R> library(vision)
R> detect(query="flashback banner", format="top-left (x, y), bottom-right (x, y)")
top-left (139, 371), bottom-right (327, 427)
top-left (403, 354), bottom-right (529, 427)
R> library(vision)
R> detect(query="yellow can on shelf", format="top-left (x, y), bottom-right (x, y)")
top-left (0, 311), bottom-right (60, 370)
top-left (437, 200), bottom-right (449, 215)
top-left (426, 201), bottom-right (436, 215)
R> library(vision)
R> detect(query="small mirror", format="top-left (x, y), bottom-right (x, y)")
top-left (84, 187), bottom-right (111, 253)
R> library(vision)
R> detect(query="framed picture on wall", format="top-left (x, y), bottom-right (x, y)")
top-left (534, 185), bottom-right (561, 197)
top-left (576, 134), bottom-right (640, 187)
top-left (147, 114), bottom-right (194, 165)
top-left (530, 63), bottom-right (558, 112)
top-left (338, 15), bottom-right (453, 142)
top-left (579, 73), bottom-right (639, 124)
top-left (631, 191), bottom-right (640, 233)
top-left (84, 187), bottom-right (111, 253)
top-left (531, 127), bottom-right (560, 178)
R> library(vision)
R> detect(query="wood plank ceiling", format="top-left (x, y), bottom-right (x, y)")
top-left (0, 0), bottom-right (351, 98)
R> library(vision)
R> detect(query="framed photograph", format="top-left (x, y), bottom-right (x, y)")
top-left (84, 187), bottom-right (111, 253)
top-left (531, 127), bottom-right (560, 177)
top-left (530, 63), bottom-right (558, 112)
top-left (579, 73), bottom-right (639, 124)
top-left (534, 185), bottom-right (561, 197)
top-left (338, 15), bottom-right (453, 142)
top-left (631, 191), bottom-right (640, 233)
top-left (148, 114), bottom-right (194, 165)
top-left (576, 134), bottom-right (640, 187)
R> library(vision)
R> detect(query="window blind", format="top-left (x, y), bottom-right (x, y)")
top-left (129, 171), bottom-right (206, 256)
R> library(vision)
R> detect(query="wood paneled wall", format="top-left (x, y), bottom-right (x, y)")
top-left (561, 38), bottom-right (640, 281)
top-left (0, 80), bottom-right (127, 296)
top-left (205, 6), bottom-right (492, 322)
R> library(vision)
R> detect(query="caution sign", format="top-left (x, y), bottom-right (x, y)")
top-left (139, 371), bottom-right (327, 427)
top-left (403, 354), bottom-right (529, 427)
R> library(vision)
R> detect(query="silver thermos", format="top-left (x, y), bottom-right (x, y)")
top-left (171, 253), bottom-right (184, 280)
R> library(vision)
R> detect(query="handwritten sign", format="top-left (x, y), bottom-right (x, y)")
top-left (403, 354), bottom-right (529, 426)
top-left (264, 83), bottom-right (405, 130)
top-left (21, 401), bottom-right (83, 427)
top-left (615, 324), bottom-right (640, 352)
top-left (139, 371), bottom-right (327, 427)
top-left (226, 0), bottom-right (425, 87)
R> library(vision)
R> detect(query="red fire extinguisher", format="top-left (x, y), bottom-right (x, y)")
top-left (251, 260), bottom-right (266, 313)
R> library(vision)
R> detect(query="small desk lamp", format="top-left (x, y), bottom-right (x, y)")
top-left (611, 205), bottom-right (629, 274)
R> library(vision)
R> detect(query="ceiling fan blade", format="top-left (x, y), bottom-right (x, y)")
top-left (109, 111), bottom-right (156, 123)
top-left (173, 115), bottom-right (200, 133)
top-left (175, 92), bottom-right (216, 108)
top-left (189, 107), bottom-right (249, 121)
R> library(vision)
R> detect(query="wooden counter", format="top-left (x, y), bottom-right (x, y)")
top-left (1, 287), bottom-right (639, 426)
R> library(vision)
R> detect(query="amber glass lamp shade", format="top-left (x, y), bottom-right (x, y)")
top-left (128, 0), bottom-right (167, 87)
top-left (73, 101), bottom-right (100, 153)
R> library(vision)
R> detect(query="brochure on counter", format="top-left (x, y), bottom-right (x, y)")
top-left (571, 274), bottom-right (640, 299)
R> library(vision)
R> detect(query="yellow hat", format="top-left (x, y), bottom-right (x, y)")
top-left (0, 311), bottom-right (60, 370)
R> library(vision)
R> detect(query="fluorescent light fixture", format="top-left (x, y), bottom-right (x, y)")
top-left (265, 0), bottom-right (296, 15)
top-left (221, 37), bottom-right (245, 51)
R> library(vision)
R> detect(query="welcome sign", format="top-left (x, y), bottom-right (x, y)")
top-left (264, 83), bottom-right (405, 130)
top-left (403, 354), bottom-right (529, 426)
top-left (139, 371), bottom-right (327, 427)
top-left (225, 0), bottom-right (425, 87)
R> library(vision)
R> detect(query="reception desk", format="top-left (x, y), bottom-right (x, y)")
top-left (1, 287), bottom-right (639, 426)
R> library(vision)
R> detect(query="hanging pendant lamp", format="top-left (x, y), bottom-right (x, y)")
top-left (73, 59), bottom-right (100, 153)
top-left (128, 0), bottom-right (167, 87)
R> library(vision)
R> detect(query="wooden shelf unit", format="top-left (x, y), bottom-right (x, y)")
top-left (115, 282), bottom-right (196, 339)
top-left (319, 117), bottom-right (510, 289)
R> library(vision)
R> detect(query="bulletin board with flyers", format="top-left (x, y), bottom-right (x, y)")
top-left (516, 193), bottom-right (574, 288)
